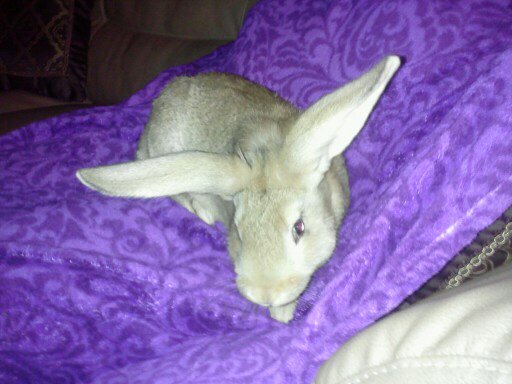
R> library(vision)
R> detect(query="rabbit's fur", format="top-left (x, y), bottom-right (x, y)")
top-left (77, 56), bottom-right (400, 323)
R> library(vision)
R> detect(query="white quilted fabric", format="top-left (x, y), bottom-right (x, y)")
top-left (315, 264), bottom-right (512, 384)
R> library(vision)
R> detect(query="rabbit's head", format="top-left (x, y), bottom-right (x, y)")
top-left (77, 56), bottom-right (400, 311)
top-left (229, 183), bottom-right (341, 308)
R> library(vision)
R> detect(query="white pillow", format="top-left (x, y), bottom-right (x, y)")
top-left (315, 263), bottom-right (512, 384)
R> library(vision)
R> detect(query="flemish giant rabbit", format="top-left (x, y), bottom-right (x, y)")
top-left (77, 56), bottom-right (400, 323)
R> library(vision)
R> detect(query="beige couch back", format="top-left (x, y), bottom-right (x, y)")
top-left (88, 0), bottom-right (257, 104)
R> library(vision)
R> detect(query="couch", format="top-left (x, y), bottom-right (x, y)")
top-left (0, 0), bottom-right (257, 134)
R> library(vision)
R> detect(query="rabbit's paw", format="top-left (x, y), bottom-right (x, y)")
top-left (269, 301), bottom-right (296, 323)
top-left (191, 198), bottom-right (216, 225)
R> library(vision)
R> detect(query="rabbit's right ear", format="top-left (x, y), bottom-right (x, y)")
top-left (281, 56), bottom-right (400, 188)
top-left (76, 152), bottom-right (252, 198)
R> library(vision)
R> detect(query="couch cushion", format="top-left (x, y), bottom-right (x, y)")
top-left (87, 0), bottom-right (258, 104)
top-left (0, 0), bottom-right (93, 102)
top-left (103, 0), bottom-right (253, 41)
top-left (87, 23), bottom-right (231, 105)
top-left (315, 263), bottom-right (512, 384)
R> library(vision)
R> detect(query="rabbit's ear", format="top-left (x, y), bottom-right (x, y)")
top-left (281, 55), bottom-right (400, 187)
top-left (76, 152), bottom-right (252, 198)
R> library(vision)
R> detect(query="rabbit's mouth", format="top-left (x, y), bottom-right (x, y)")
top-left (236, 276), bottom-right (308, 307)
top-left (270, 297), bottom-right (298, 308)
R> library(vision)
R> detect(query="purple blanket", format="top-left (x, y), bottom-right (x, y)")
top-left (2, 0), bottom-right (512, 382)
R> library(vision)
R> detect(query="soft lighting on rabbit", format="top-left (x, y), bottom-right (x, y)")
top-left (76, 56), bottom-right (401, 323)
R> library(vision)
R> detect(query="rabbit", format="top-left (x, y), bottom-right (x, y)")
top-left (76, 56), bottom-right (400, 323)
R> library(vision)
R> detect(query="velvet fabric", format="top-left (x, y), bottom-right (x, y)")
top-left (1, 0), bottom-right (512, 383)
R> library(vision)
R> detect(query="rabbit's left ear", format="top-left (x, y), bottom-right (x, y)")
top-left (281, 55), bottom-right (400, 188)
top-left (76, 152), bottom-right (252, 198)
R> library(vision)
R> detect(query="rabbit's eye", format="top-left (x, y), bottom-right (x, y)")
top-left (292, 219), bottom-right (305, 243)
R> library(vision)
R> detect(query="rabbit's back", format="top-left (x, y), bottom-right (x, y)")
top-left (137, 73), bottom-right (298, 160)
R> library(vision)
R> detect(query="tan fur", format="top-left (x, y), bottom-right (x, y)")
top-left (76, 56), bottom-right (401, 323)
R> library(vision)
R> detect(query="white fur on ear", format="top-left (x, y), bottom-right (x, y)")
top-left (281, 55), bottom-right (401, 187)
top-left (76, 152), bottom-right (252, 198)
